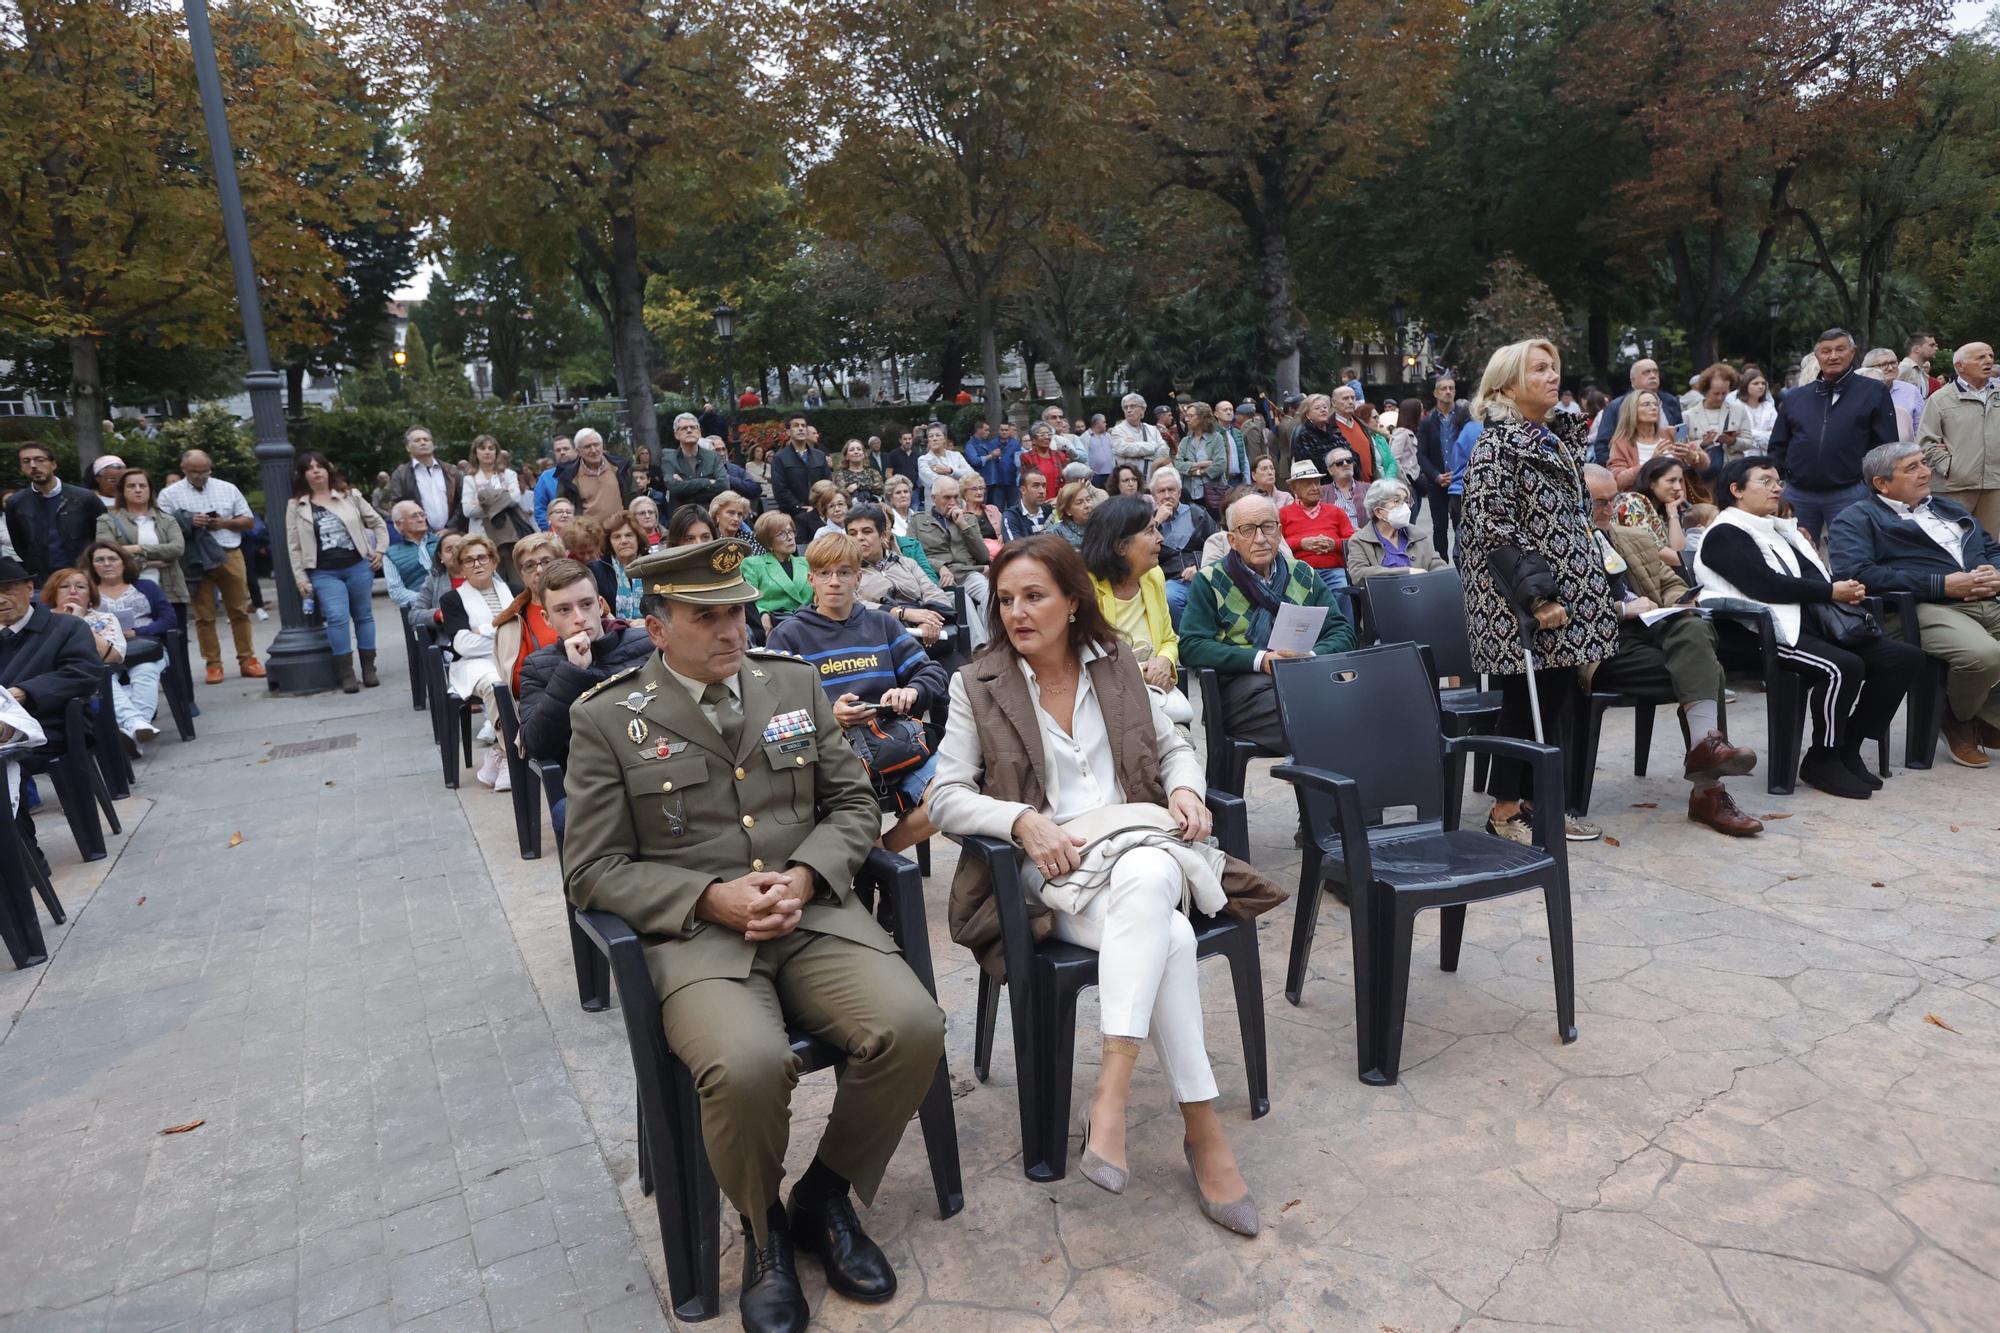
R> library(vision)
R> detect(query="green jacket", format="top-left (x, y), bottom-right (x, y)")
top-left (1178, 555), bottom-right (1354, 674)
top-left (742, 552), bottom-right (811, 616)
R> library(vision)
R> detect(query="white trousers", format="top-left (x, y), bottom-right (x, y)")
top-left (112, 660), bottom-right (166, 735)
top-left (1048, 846), bottom-right (1218, 1104)
top-left (961, 571), bottom-right (991, 650)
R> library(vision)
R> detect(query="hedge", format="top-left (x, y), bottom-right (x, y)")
top-left (0, 409), bottom-right (257, 492)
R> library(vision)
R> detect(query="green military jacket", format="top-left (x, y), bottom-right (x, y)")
top-left (562, 645), bottom-right (894, 1001)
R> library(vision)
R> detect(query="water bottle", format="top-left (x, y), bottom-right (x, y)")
top-left (301, 591), bottom-right (315, 617)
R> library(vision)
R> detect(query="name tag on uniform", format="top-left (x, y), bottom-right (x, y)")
top-left (762, 710), bottom-right (815, 743)
top-left (779, 739), bottom-right (812, 754)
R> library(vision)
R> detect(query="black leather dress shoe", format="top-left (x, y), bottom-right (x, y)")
top-left (739, 1222), bottom-right (809, 1333)
top-left (787, 1189), bottom-right (897, 1303)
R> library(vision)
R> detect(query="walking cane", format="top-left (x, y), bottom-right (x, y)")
top-left (1518, 606), bottom-right (1545, 746)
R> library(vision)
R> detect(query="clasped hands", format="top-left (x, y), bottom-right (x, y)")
top-left (698, 864), bottom-right (816, 942)
top-left (1011, 787), bottom-right (1210, 881)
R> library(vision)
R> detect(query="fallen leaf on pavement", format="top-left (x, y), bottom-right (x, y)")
top-left (1925, 1014), bottom-right (1959, 1033)
top-left (1760, 813), bottom-right (1792, 820)
top-left (158, 1120), bottom-right (204, 1135)
top-left (1871, 881), bottom-right (1885, 888)
top-left (1040, 1252), bottom-right (1054, 1264)
top-left (228, 832), bottom-right (243, 847)
top-left (135, 896), bottom-right (145, 906)
top-left (1949, 825), bottom-right (1960, 833)
top-left (1282, 1198), bottom-right (1302, 1212)
top-left (1630, 802), bottom-right (1656, 809)
top-left (1602, 836), bottom-right (1620, 846)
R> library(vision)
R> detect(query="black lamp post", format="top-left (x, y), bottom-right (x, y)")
top-left (1389, 299), bottom-right (1410, 388)
top-left (1767, 297), bottom-right (1783, 373)
top-left (712, 303), bottom-right (737, 448)
top-left (183, 0), bottom-right (334, 694)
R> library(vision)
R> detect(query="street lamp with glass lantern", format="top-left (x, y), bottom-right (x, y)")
top-left (181, 0), bottom-right (335, 694)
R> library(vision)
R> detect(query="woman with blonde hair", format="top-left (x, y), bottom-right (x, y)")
top-left (1605, 389), bottom-right (1677, 491)
top-left (1051, 479), bottom-right (1102, 547)
top-left (459, 433), bottom-right (532, 572)
top-left (1460, 339), bottom-right (1619, 844)
top-left (436, 535), bottom-right (515, 791)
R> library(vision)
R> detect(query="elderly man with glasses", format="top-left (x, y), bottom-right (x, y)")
top-left (1179, 492), bottom-right (1353, 752)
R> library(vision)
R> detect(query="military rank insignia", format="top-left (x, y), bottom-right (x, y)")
top-left (762, 709), bottom-right (815, 744)
top-left (627, 718), bottom-right (649, 745)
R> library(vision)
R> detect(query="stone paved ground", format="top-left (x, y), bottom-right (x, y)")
top-left (5, 604), bottom-right (2000, 1331)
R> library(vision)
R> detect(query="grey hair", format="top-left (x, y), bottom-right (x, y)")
top-left (390, 499), bottom-right (424, 523)
top-left (1861, 441), bottom-right (1919, 488)
top-left (672, 412), bottom-right (700, 430)
top-left (1363, 477), bottom-right (1410, 513)
top-left (1120, 392), bottom-right (1146, 410)
top-left (1225, 491), bottom-right (1277, 529)
top-left (1863, 347), bottom-right (1898, 369)
top-left (1953, 342), bottom-right (1990, 370)
top-left (1029, 422), bottom-right (1053, 438)
top-left (573, 427), bottom-right (603, 448)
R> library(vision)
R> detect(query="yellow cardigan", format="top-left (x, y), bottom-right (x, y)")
top-left (1092, 567), bottom-right (1180, 664)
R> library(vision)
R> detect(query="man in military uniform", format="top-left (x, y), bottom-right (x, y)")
top-left (563, 538), bottom-right (945, 1333)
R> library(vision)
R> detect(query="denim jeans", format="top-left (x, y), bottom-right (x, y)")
top-left (1782, 481), bottom-right (1871, 546)
top-left (310, 560), bottom-right (378, 657)
top-left (1316, 565), bottom-right (1353, 625)
top-left (1165, 573), bottom-right (1193, 627)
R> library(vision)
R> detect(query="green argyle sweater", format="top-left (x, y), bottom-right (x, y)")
top-left (1178, 556), bottom-right (1354, 674)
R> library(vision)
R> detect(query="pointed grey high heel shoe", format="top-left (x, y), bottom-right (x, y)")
top-left (1183, 1141), bottom-right (1259, 1236)
top-left (1078, 1113), bottom-right (1126, 1194)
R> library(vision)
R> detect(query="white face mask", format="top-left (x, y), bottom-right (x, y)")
top-left (1382, 504), bottom-right (1412, 529)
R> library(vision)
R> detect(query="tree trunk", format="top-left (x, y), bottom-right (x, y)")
top-left (1587, 307), bottom-right (1611, 384)
top-left (606, 211), bottom-right (658, 456)
top-left (1250, 216), bottom-right (1300, 397)
top-left (69, 336), bottom-right (106, 472)
top-left (977, 289), bottom-right (1004, 435)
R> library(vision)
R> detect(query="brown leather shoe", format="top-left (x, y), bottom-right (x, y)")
top-left (1684, 730), bottom-right (1757, 782)
top-left (1942, 717), bottom-right (1989, 769)
top-left (1975, 719), bottom-right (2000, 751)
top-left (1688, 783), bottom-right (1762, 837)
top-left (204, 663), bottom-right (224, 685)
top-left (238, 655), bottom-right (267, 679)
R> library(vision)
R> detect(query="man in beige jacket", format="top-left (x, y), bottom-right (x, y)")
top-left (1917, 341), bottom-right (1999, 533)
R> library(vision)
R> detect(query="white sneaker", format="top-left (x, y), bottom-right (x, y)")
top-left (135, 722), bottom-right (159, 743)
top-left (475, 720), bottom-right (496, 745)
top-left (255, 608), bottom-right (270, 621)
top-left (475, 747), bottom-right (500, 788)
top-left (493, 761), bottom-right (511, 793)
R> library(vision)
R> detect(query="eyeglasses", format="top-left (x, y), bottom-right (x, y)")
top-left (461, 552), bottom-right (494, 565)
top-left (1232, 521), bottom-right (1281, 538)
top-left (518, 557), bottom-right (555, 573)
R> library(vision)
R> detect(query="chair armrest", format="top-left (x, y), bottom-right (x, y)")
top-left (1882, 589), bottom-right (1922, 646)
top-left (856, 847), bottom-right (939, 997)
top-left (533, 759), bottom-right (566, 800)
top-left (1442, 734), bottom-right (1565, 848)
top-left (574, 907), bottom-right (638, 956)
top-left (1205, 790), bottom-right (1248, 859)
top-left (1271, 761), bottom-right (1373, 891)
top-left (958, 833), bottom-right (1038, 990)
top-left (1701, 598), bottom-right (1780, 669)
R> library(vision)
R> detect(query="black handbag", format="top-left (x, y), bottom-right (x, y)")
top-left (1805, 599), bottom-right (1883, 647)
top-left (843, 714), bottom-right (934, 814)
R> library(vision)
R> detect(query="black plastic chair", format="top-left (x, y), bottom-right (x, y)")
top-left (576, 849), bottom-right (964, 1322)
top-left (1881, 589), bottom-right (1946, 771)
top-left (535, 758), bottom-right (609, 1012)
top-left (1361, 569), bottom-right (1504, 792)
top-left (403, 608), bottom-right (432, 713)
top-left (23, 697), bottom-right (112, 863)
top-left (1570, 691), bottom-right (1659, 817)
top-left (489, 688), bottom-right (542, 861)
top-left (960, 789), bottom-right (1270, 1182)
top-left (1270, 645), bottom-right (1576, 1086)
top-left (155, 630), bottom-right (196, 741)
top-left (425, 641), bottom-right (476, 789)
top-left (1195, 667), bottom-right (1278, 796)
top-left (88, 673), bottom-right (133, 801)
top-left (0, 746), bottom-right (49, 969)
top-left (1706, 598), bottom-right (1890, 792)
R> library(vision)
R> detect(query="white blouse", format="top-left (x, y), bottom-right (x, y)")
top-left (928, 645), bottom-right (1205, 844)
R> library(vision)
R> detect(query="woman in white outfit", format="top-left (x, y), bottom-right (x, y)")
top-left (459, 433), bottom-right (532, 573)
top-left (930, 535), bottom-right (1283, 1236)
top-left (435, 536), bottom-right (514, 791)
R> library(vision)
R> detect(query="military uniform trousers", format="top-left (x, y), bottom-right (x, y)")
top-left (1900, 599), bottom-right (2000, 728)
top-left (660, 924), bottom-right (945, 1243)
top-left (1591, 613), bottom-right (1727, 712)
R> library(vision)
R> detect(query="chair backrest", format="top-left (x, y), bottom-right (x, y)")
top-left (1273, 642), bottom-right (1445, 826)
top-left (1363, 569), bottom-right (1476, 680)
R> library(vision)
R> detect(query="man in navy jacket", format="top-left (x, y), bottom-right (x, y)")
top-left (1771, 329), bottom-right (1901, 543)
top-left (1829, 441), bottom-right (2000, 767)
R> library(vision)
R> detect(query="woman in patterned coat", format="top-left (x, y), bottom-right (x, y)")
top-left (1458, 339), bottom-right (1619, 844)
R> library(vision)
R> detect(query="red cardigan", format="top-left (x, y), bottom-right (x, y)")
top-left (1280, 502), bottom-right (1355, 570)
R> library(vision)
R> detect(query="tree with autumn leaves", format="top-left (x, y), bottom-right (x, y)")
top-left (0, 0), bottom-right (403, 467)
